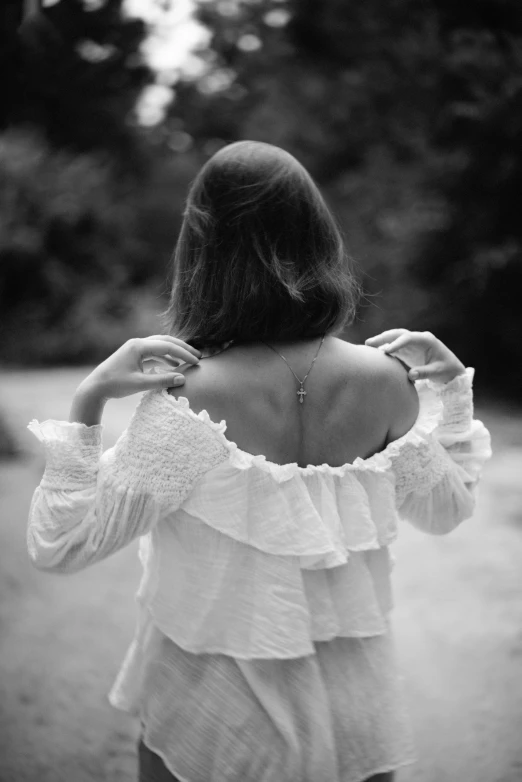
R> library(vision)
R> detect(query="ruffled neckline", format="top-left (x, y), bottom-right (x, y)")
top-left (159, 376), bottom-right (445, 481)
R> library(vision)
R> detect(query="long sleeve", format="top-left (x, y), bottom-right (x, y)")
top-left (27, 391), bottom-right (229, 574)
top-left (391, 368), bottom-right (492, 535)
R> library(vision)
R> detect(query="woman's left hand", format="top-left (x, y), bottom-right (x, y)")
top-left (365, 329), bottom-right (465, 384)
top-left (79, 335), bottom-right (200, 401)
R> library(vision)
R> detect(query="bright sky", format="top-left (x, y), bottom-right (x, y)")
top-left (125, 0), bottom-right (209, 74)
top-left (43, 0), bottom-right (208, 123)
top-left (124, 0), bottom-right (211, 125)
top-left (45, 1), bottom-right (288, 126)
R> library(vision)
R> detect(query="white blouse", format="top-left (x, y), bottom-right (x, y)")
top-left (27, 368), bottom-right (491, 782)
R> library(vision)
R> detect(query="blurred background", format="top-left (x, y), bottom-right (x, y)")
top-left (0, 1), bottom-right (521, 781)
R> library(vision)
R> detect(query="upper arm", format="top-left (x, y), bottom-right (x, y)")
top-left (376, 352), bottom-right (420, 445)
top-left (106, 390), bottom-right (230, 510)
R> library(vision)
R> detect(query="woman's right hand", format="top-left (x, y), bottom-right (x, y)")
top-left (79, 335), bottom-right (201, 402)
top-left (365, 329), bottom-right (466, 384)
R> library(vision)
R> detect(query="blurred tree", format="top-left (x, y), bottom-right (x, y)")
top-left (410, 1), bottom-right (522, 395)
top-left (169, 0), bottom-right (448, 178)
top-left (0, 1), bottom-right (198, 366)
top-left (0, 130), bottom-right (198, 364)
top-left (1, 0), bottom-right (521, 396)
top-left (0, 0), bottom-right (152, 167)
top-left (168, 0), bottom-right (522, 396)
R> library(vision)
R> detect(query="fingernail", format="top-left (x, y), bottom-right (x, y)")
top-left (410, 370), bottom-right (419, 379)
top-left (172, 376), bottom-right (184, 385)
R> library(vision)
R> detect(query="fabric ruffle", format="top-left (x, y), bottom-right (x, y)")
top-left (154, 373), bottom-right (450, 573)
top-left (179, 462), bottom-right (398, 570)
top-left (128, 533), bottom-right (394, 662)
top-left (124, 368), bottom-right (488, 659)
top-left (160, 374), bottom-right (448, 480)
top-left (26, 368), bottom-right (489, 661)
top-left (27, 418), bottom-right (103, 490)
top-left (27, 417), bottom-right (103, 445)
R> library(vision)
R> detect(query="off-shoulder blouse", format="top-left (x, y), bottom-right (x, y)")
top-left (27, 368), bottom-right (491, 782)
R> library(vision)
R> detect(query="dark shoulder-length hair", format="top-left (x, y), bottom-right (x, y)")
top-left (162, 140), bottom-right (360, 348)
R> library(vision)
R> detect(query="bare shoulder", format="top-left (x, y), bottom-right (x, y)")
top-left (342, 341), bottom-right (420, 441)
top-left (167, 338), bottom-right (419, 444)
top-left (330, 338), bottom-right (409, 381)
top-left (165, 349), bottom-right (254, 416)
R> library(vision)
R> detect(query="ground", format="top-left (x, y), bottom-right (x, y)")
top-left (0, 368), bottom-right (521, 782)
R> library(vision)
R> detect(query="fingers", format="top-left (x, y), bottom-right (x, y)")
top-left (377, 333), bottom-right (413, 355)
top-left (367, 330), bottom-right (434, 355)
top-left (408, 362), bottom-right (444, 381)
top-left (138, 339), bottom-right (200, 366)
top-left (144, 335), bottom-right (201, 360)
top-left (132, 370), bottom-right (186, 391)
top-left (365, 329), bottom-right (408, 347)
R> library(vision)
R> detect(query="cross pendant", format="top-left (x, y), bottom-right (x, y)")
top-left (297, 386), bottom-right (307, 403)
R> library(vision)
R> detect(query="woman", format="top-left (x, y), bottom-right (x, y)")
top-left (27, 141), bottom-right (491, 782)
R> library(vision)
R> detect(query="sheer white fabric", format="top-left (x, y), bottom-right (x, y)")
top-left (138, 630), bottom-right (416, 782)
top-left (27, 367), bottom-right (491, 782)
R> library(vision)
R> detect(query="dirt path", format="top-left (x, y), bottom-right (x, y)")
top-left (0, 368), bottom-right (521, 782)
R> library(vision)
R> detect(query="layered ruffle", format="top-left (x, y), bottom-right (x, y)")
top-left (138, 447), bottom-right (401, 655)
top-left (137, 527), bottom-right (394, 660)
top-left (26, 368), bottom-right (489, 662)
top-left (154, 374), bottom-right (449, 574)
top-left (179, 462), bottom-right (398, 570)
top-left (130, 369), bottom-right (487, 659)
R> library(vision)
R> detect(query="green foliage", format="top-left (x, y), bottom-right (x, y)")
top-left (172, 0), bottom-right (444, 173)
top-left (167, 0), bottom-right (522, 396)
top-left (0, 0), bottom-right (152, 167)
top-left (1, 0), bottom-right (521, 399)
top-left (0, 2), bottom-right (204, 366)
top-left (409, 9), bottom-right (522, 393)
top-left (0, 130), bottom-right (197, 364)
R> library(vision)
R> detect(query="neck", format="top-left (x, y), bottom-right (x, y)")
top-left (199, 334), bottom-right (328, 356)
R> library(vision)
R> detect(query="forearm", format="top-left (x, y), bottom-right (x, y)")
top-left (27, 475), bottom-right (160, 574)
top-left (69, 378), bottom-right (108, 426)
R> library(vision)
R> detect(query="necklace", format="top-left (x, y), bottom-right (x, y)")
top-left (262, 335), bottom-right (326, 404)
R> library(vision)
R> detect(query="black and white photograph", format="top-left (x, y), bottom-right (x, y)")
top-left (0, 1), bottom-right (520, 781)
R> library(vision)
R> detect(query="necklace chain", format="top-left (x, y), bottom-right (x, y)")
top-left (262, 334), bottom-right (325, 403)
top-left (198, 335), bottom-right (326, 404)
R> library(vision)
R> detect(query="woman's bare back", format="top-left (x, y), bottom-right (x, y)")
top-left (168, 335), bottom-right (418, 469)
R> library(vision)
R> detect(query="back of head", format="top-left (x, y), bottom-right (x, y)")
top-left (164, 140), bottom-right (359, 348)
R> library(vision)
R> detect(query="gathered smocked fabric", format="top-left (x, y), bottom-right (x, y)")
top-left (27, 367), bottom-right (491, 782)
